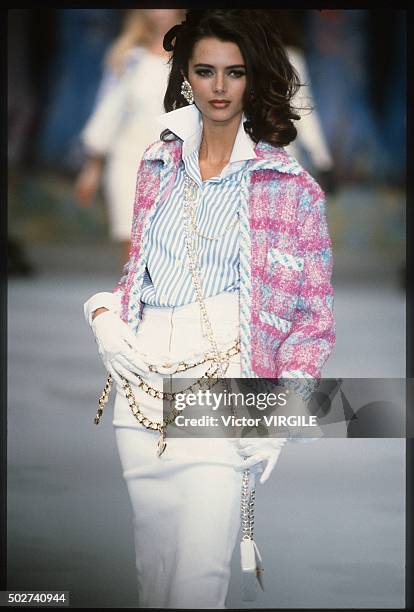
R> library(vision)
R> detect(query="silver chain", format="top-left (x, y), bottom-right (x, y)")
top-left (241, 470), bottom-right (256, 541)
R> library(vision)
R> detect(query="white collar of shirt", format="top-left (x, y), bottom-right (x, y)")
top-left (156, 104), bottom-right (257, 174)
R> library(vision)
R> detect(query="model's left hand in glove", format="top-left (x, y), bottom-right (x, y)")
top-left (230, 438), bottom-right (287, 484)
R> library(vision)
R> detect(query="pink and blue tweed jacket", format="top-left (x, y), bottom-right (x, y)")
top-left (112, 137), bottom-right (335, 395)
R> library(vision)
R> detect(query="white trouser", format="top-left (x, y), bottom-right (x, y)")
top-left (112, 291), bottom-right (250, 609)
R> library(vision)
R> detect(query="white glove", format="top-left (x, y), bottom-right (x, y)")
top-left (90, 310), bottom-right (149, 388)
top-left (84, 291), bottom-right (122, 326)
top-left (230, 437), bottom-right (287, 484)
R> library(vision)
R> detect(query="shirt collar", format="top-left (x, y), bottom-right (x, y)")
top-left (155, 104), bottom-right (257, 164)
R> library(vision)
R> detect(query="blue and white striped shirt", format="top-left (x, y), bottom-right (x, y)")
top-left (140, 107), bottom-right (257, 306)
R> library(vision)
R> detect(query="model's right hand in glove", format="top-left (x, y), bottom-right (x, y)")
top-left (230, 437), bottom-right (287, 484)
top-left (90, 310), bottom-right (149, 387)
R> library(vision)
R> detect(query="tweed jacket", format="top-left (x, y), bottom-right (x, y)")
top-left (112, 136), bottom-right (335, 394)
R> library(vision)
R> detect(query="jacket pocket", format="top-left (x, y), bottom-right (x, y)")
top-left (259, 310), bottom-right (292, 333)
top-left (267, 248), bottom-right (304, 272)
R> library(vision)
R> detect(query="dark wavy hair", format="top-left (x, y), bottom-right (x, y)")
top-left (161, 9), bottom-right (308, 146)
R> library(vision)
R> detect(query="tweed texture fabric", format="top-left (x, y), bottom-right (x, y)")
top-left (112, 137), bottom-right (335, 397)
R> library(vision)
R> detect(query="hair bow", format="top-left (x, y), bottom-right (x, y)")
top-left (163, 22), bottom-right (184, 52)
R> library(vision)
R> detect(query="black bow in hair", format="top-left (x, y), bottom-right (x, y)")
top-left (163, 23), bottom-right (184, 52)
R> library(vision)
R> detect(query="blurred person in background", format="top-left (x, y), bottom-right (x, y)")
top-left (74, 9), bottom-right (185, 266)
top-left (37, 8), bottom-right (121, 175)
top-left (36, 9), bottom-right (121, 172)
top-left (305, 9), bottom-right (392, 182)
top-left (82, 9), bottom-right (335, 609)
top-left (285, 46), bottom-right (336, 195)
top-left (275, 10), bottom-right (337, 196)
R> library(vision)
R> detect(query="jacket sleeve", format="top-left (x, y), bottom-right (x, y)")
top-left (83, 160), bottom-right (141, 323)
top-left (110, 140), bottom-right (160, 316)
top-left (83, 138), bottom-right (162, 326)
top-left (111, 258), bottom-right (131, 305)
top-left (275, 188), bottom-right (336, 401)
top-left (82, 258), bottom-right (130, 327)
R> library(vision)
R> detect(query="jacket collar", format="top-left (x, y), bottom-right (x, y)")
top-left (156, 104), bottom-right (257, 164)
top-left (145, 105), bottom-right (303, 176)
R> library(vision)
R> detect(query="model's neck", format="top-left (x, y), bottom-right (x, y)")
top-left (198, 113), bottom-right (242, 166)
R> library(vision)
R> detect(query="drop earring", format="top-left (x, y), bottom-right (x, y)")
top-left (181, 78), bottom-right (194, 104)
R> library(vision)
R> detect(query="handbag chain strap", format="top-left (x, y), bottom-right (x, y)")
top-left (241, 470), bottom-right (256, 541)
top-left (182, 170), bottom-right (256, 547)
top-left (95, 169), bottom-right (256, 539)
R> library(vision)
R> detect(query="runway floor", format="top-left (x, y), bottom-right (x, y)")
top-left (7, 257), bottom-right (405, 608)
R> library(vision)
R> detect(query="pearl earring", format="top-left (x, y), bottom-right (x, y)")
top-left (181, 78), bottom-right (194, 104)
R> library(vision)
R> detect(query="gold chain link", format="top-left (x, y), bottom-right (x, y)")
top-left (94, 340), bottom-right (240, 425)
top-left (95, 171), bottom-right (241, 458)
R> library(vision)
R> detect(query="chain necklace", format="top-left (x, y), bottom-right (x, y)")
top-left (183, 174), bottom-right (239, 241)
top-left (182, 172), bottom-right (239, 378)
top-left (95, 170), bottom-right (242, 456)
top-left (182, 170), bottom-right (257, 564)
top-left (95, 164), bottom-right (258, 584)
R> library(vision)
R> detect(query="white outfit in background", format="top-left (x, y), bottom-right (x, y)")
top-left (285, 45), bottom-right (334, 173)
top-left (81, 48), bottom-right (171, 241)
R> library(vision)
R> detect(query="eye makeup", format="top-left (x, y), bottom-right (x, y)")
top-left (193, 64), bottom-right (246, 78)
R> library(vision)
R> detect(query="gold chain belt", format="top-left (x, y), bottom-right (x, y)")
top-left (95, 339), bottom-right (240, 456)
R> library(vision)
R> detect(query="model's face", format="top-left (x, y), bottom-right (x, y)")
top-left (186, 37), bottom-right (247, 125)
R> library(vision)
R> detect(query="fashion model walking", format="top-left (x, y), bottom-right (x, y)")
top-left (84, 9), bottom-right (336, 609)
